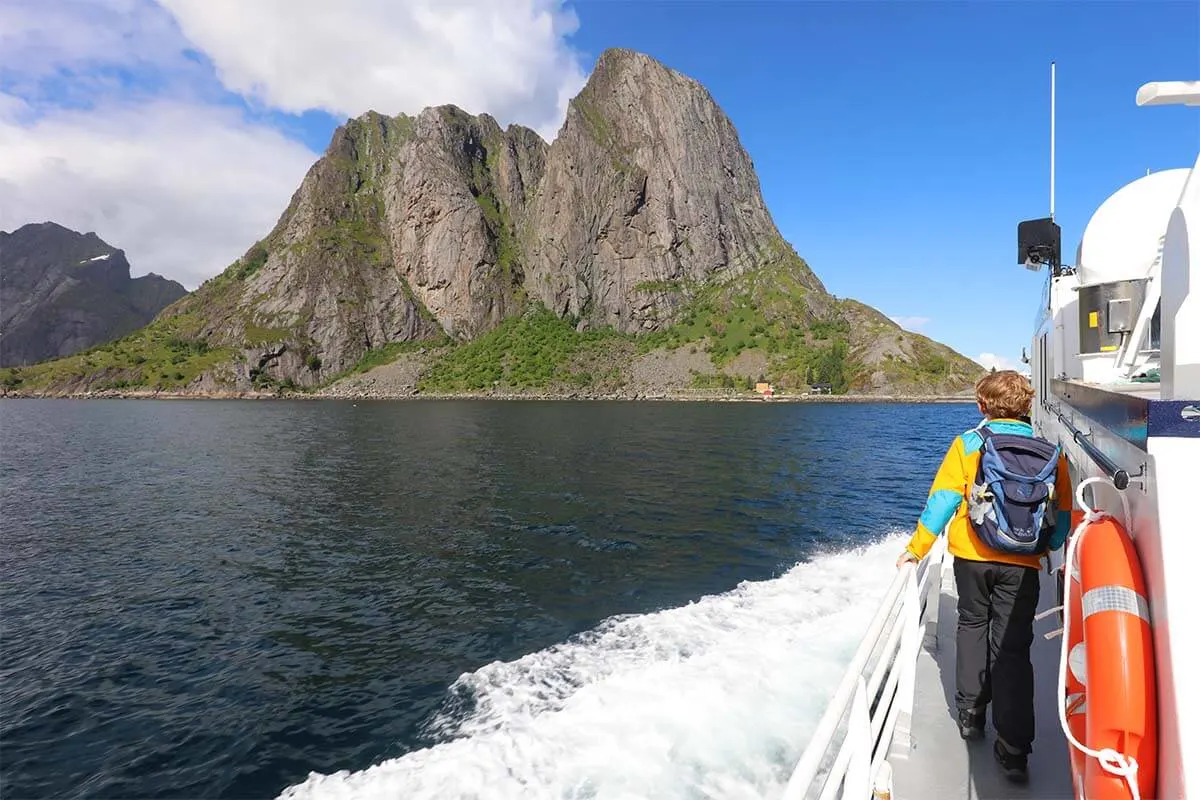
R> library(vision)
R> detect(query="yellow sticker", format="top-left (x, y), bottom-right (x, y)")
top-left (1089, 311), bottom-right (1099, 328)
top-left (1100, 345), bottom-right (1118, 352)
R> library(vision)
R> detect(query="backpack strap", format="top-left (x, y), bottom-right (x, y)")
top-left (970, 423), bottom-right (992, 489)
top-left (1034, 444), bottom-right (1062, 483)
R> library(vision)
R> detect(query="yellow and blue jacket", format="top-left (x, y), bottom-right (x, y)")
top-left (903, 418), bottom-right (1073, 569)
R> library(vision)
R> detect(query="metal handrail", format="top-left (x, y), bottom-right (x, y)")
top-left (1047, 402), bottom-right (1132, 489)
top-left (781, 536), bottom-right (949, 799)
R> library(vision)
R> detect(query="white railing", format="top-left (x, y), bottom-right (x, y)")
top-left (781, 536), bottom-right (949, 800)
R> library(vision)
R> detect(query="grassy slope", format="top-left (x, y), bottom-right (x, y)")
top-left (837, 299), bottom-right (983, 394)
top-left (633, 253), bottom-right (852, 390)
top-left (0, 305), bottom-right (232, 393)
top-left (419, 306), bottom-right (630, 393)
top-left (411, 256), bottom-right (981, 396)
top-left (1, 259), bottom-right (981, 396)
top-left (0, 246), bottom-right (294, 394)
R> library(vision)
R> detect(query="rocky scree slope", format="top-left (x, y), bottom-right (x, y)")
top-left (3, 49), bottom-right (981, 396)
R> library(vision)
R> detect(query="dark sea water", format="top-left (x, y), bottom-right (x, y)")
top-left (0, 399), bottom-right (979, 799)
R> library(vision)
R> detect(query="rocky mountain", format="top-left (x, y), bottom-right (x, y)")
top-left (0, 223), bottom-right (187, 367)
top-left (2, 49), bottom-right (982, 397)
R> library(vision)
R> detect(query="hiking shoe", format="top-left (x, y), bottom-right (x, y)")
top-left (994, 740), bottom-right (1029, 783)
top-left (957, 709), bottom-right (985, 740)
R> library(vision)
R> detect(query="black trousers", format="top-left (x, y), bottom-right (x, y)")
top-left (953, 558), bottom-right (1041, 752)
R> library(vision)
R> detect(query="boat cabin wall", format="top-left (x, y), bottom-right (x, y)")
top-left (1030, 271), bottom-right (1082, 408)
top-left (1077, 279), bottom-right (1147, 355)
top-left (1031, 276), bottom-right (1068, 430)
top-left (1038, 270), bottom-right (1165, 388)
top-left (1052, 276), bottom-right (1082, 381)
top-left (1160, 153), bottom-right (1200, 400)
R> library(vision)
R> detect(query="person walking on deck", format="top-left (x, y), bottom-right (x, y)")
top-left (896, 370), bottom-right (1073, 783)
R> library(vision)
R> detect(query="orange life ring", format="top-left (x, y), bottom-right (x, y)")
top-left (1065, 513), bottom-right (1158, 800)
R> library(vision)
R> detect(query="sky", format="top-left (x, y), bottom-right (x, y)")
top-left (2, 1), bottom-right (1197, 370)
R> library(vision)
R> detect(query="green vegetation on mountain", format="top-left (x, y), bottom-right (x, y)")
top-left (419, 305), bottom-right (628, 392)
top-left (631, 249), bottom-right (858, 391)
top-left (0, 311), bottom-right (233, 392)
top-left (0, 250), bottom-right (980, 397)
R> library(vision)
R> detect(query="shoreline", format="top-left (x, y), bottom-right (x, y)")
top-left (1, 388), bottom-right (976, 404)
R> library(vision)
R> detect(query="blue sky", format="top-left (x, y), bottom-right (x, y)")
top-left (2, 1), bottom-right (1198, 369)
top-left (566, 0), bottom-right (1200, 370)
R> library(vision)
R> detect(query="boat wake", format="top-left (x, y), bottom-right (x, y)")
top-left (278, 533), bottom-right (908, 800)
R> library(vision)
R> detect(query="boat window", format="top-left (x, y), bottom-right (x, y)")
top-left (1149, 299), bottom-right (1161, 350)
top-left (1038, 332), bottom-right (1048, 400)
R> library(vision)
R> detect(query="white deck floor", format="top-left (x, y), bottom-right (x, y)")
top-left (889, 559), bottom-right (1076, 800)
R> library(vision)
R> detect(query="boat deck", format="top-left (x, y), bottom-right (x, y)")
top-left (889, 558), bottom-right (1075, 799)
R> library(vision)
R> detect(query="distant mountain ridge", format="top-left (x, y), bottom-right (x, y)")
top-left (1, 50), bottom-right (982, 396)
top-left (0, 222), bottom-right (187, 367)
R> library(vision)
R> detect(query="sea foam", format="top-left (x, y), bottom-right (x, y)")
top-left (279, 533), bottom-right (907, 800)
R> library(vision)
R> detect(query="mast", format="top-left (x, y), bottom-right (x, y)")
top-left (1050, 61), bottom-right (1056, 221)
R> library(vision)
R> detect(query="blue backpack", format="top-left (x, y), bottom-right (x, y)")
top-left (966, 425), bottom-right (1061, 555)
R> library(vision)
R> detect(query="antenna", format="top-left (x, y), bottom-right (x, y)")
top-left (1050, 61), bottom-right (1056, 221)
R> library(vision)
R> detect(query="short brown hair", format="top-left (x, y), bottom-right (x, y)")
top-left (975, 370), bottom-right (1034, 419)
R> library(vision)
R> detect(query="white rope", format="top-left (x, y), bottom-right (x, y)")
top-left (1075, 474), bottom-right (1133, 535)
top-left (1056, 475), bottom-right (1142, 800)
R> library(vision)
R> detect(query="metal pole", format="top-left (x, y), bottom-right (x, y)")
top-left (922, 540), bottom-right (945, 650)
top-left (844, 678), bottom-right (872, 800)
top-left (1050, 61), bottom-right (1056, 220)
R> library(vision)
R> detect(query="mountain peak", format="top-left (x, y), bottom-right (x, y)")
top-left (0, 223), bottom-right (186, 367)
top-left (580, 48), bottom-right (706, 108)
top-left (4, 220), bottom-right (99, 244)
top-left (593, 47), bottom-right (676, 75)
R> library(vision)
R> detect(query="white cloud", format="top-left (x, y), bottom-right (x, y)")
top-left (975, 352), bottom-right (1020, 372)
top-left (0, 97), bottom-right (315, 288)
top-left (888, 315), bottom-right (930, 332)
top-left (0, 0), bottom-right (589, 288)
top-left (158, 0), bottom-right (587, 140)
top-left (0, 0), bottom-right (206, 107)
top-left (0, 0), bottom-right (177, 77)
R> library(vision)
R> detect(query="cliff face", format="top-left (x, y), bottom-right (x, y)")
top-left (143, 106), bottom-right (550, 386)
top-left (3, 49), bottom-right (983, 396)
top-left (524, 49), bottom-right (823, 331)
top-left (0, 223), bottom-right (187, 367)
